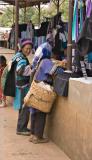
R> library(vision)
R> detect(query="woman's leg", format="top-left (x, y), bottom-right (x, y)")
top-left (16, 88), bottom-right (30, 135)
top-left (31, 112), bottom-right (36, 135)
top-left (17, 106), bottom-right (30, 132)
top-left (31, 111), bottom-right (49, 143)
top-left (34, 111), bottom-right (46, 138)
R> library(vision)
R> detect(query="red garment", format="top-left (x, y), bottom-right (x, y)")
top-left (0, 67), bottom-right (6, 101)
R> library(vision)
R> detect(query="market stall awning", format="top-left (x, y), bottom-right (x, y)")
top-left (2, 0), bottom-right (50, 7)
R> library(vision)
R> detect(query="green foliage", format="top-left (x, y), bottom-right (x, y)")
top-left (60, 0), bottom-right (69, 21)
top-left (0, 7), bottom-right (13, 27)
top-left (0, 1), bottom-right (69, 27)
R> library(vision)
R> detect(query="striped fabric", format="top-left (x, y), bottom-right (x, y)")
top-left (86, 0), bottom-right (92, 17)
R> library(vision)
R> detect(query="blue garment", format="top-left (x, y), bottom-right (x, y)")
top-left (13, 52), bottom-right (30, 110)
top-left (72, 0), bottom-right (78, 42)
top-left (34, 58), bottom-right (53, 82)
top-left (13, 86), bottom-right (29, 110)
top-left (88, 52), bottom-right (92, 62)
top-left (35, 58), bottom-right (64, 82)
top-left (13, 52), bottom-right (30, 82)
top-left (31, 58), bottom-right (63, 113)
top-left (32, 42), bottom-right (52, 69)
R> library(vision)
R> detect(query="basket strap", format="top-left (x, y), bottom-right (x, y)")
top-left (30, 93), bottom-right (52, 103)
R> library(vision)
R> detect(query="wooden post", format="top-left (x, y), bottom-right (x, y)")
top-left (38, 3), bottom-right (41, 24)
top-left (15, 0), bottom-right (19, 52)
top-left (13, 6), bottom-right (15, 24)
top-left (57, 0), bottom-right (59, 13)
top-left (67, 0), bottom-right (74, 70)
top-left (24, 2), bottom-right (27, 23)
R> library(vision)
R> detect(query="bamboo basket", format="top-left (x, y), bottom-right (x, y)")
top-left (26, 81), bottom-right (57, 113)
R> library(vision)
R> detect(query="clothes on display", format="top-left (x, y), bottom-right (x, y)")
top-left (47, 12), bottom-right (68, 60)
top-left (72, 0), bottom-right (92, 78)
top-left (72, 0), bottom-right (78, 42)
top-left (8, 21), bottom-right (49, 50)
top-left (8, 22), bottom-right (34, 50)
top-left (34, 21), bottom-right (49, 49)
top-left (86, 0), bottom-right (92, 17)
top-left (77, 15), bottom-right (92, 56)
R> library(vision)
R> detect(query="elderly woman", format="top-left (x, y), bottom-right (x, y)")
top-left (13, 39), bottom-right (33, 135)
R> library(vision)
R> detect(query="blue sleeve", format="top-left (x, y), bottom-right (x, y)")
top-left (16, 59), bottom-right (27, 72)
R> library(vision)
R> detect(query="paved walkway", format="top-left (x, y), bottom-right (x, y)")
top-left (0, 107), bottom-right (71, 160)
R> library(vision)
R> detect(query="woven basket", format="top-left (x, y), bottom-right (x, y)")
top-left (26, 81), bottom-right (57, 113)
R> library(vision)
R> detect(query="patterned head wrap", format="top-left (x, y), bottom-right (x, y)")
top-left (20, 39), bottom-right (33, 48)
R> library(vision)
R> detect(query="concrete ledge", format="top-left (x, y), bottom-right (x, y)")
top-left (0, 47), bottom-right (15, 54)
top-left (47, 78), bottom-right (92, 160)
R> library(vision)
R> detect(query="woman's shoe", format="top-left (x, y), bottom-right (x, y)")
top-left (16, 129), bottom-right (31, 136)
top-left (0, 101), bottom-right (6, 108)
top-left (31, 136), bottom-right (49, 144)
top-left (29, 134), bottom-right (34, 142)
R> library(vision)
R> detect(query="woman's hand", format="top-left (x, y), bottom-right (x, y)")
top-left (56, 59), bottom-right (67, 68)
top-left (61, 59), bottom-right (67, 68)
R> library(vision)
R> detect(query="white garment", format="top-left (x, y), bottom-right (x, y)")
top-left (21, 31), bottom-right (27, 39)
top-left (26, 23), bottom-right (33, 41)
top-left (23, 65), bottom-right (32, 76)
top-left (32, 42), bottom-right (52, 66)
top-left (59, 32), bottom-right (67, 42)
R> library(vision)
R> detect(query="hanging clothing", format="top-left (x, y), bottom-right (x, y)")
top-left (55, 28), bottom-right (67, 60)
top-left (72, 0), bottom-right (78, 42)
top-left (80, 0), bottom-right (83, 33)
top-left (77, 15), bottom-right (92, 56)
top-left (26, 22), bottom-right (34, 41)
top-left (86, 0), bottom-right (92, 17)
top-left (34, 22), bottom-right (49, 49)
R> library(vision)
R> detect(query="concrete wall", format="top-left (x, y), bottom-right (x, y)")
top-left (47, 78), bottom-right (92, 160)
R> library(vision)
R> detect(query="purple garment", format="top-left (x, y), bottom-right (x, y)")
top-left (30, 58), bottom-right (54, 114)
top-left (86, 0), bottom-right (92, 17)
top-left (80, 0), bottom-right (83, 33)
top-left (34, 58), bottom-right (53, 82)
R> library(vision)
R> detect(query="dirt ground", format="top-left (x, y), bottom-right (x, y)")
top-left (0, 106), bottom-right (70, 160)
top-left (0, 49), bottom-right (70, 160)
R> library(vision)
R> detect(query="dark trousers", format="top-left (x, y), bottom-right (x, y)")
top-left (17, 106), bottom-right (30, 131)
top-left (17, 87), bottom-right (30, 132)
top-left (31, 111), bottom-right (46, 138)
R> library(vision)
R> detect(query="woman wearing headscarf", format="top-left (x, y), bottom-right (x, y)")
top-left (13, 39), bottom-right (33, 135)
top-left (24, 47), bottom-right (67, 143)
top-left (31, 33), bottom-right (53, 69)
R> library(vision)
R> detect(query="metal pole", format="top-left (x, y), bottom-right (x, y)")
top-left (67, 0), bottom-right (73, 70)
top-left (15, 0), bottom-right (19, 52)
